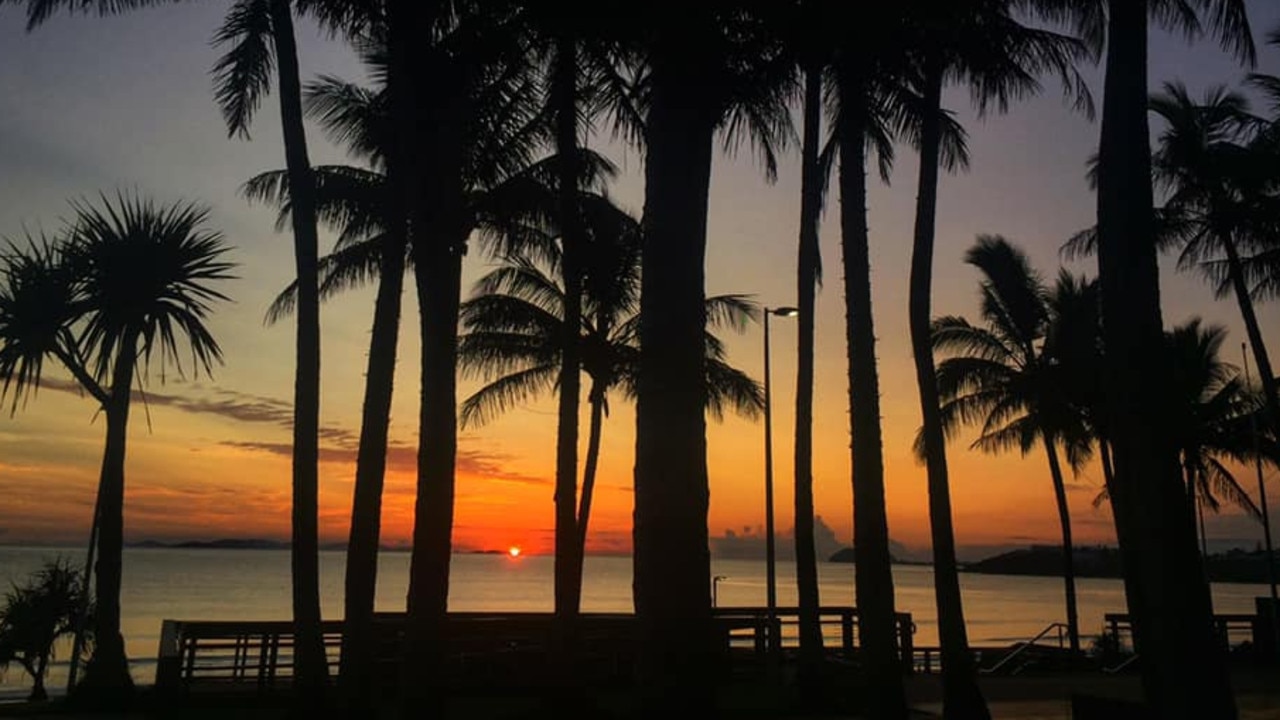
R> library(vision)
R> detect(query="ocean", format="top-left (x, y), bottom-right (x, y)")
top-left (0, 546), bottom-right (1269, 696)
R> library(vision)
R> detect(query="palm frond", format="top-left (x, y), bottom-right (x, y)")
top-left (704, 358), bottom-right (763, 421)
top-left (0, 234), bottom-right (88, 412)
top-left (211, 0), bottom-right (276, 140)
top-left (458, 363), bottom-right (558, 429)
top-left (65, 192), bottom-right (234, 384)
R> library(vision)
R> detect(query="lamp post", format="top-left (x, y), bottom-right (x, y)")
top-left (763, 305), bottom-right (797, 654)
top-left (713, 575), bottom-right (727, 608)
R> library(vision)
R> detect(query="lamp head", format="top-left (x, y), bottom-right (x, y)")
top-left (770, 306), bottom-right (799, 317)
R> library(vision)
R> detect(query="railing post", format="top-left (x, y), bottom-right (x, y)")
top-left (898, 614), bottom-right (914, 675)
top-left (155, 620), bottom-right (182, 693)
top-left (841, 610), bottom-right (854, 656)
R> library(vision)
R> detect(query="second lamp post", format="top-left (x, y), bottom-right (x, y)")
top-left (763, 305), bottom-right (797, 654)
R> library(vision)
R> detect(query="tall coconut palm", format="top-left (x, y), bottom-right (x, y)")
top-left (10, 0), bottom-right (333, 692)
top-left (375, 7), bottom-right (541, 708)
top-left (627, 4), bottom-right (793, 709)
top-left (1094, 320), bottom-right (1275, 555)
top-left (1145, 82), bottom-right (1280, 438)
top-left (930, 237), bottom-right (1095, 655)
top-left (0, 194), bottom-right (232, 698)
top-left (1035, 1), bottom-right (1256, 715)
top-left (514, 7), bottom-right (638, 665)
top-left (458, 218), bottom-right (765, 561)
top-left (903, 5), bottom-right (1092, 713)
top-left (830, 15), bottom-right (973, 716)
top-left (246, 48), bottom-right (588, 703)
top-left (790, 1), bottom-right (829, 684)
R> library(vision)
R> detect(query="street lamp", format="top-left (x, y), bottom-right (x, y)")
top-left (763, 305), bottom-right (797, 653)
top-left (713, 575), bottom-right (728, 608)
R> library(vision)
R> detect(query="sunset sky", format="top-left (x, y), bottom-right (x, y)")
top-left (1, 3), bottom-right (1278, 560)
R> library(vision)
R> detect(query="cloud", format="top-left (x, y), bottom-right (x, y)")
top-left (219, 438), bottom-right (550, 488)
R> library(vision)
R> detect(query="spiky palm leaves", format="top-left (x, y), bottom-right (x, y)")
top-left (929, 235), bottom-right (1090, 654)
top-left (1092, 321), bottom-right (1276, 542)
top-left (458, 207), bottom-right (764, 555)
top-left (0, 193), bottom-right (231, 695)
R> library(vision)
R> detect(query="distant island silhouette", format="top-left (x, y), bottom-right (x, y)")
top-left (916, 545), bottom-right (1277, 585)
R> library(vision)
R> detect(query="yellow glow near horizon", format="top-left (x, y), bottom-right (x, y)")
top-left (508, 546), bottom-right (522, 559)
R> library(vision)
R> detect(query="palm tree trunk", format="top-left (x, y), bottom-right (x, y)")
top-left (81, 334), bottom-right (138, 699)
top-left (576, 384), bottom-right (606, 552)
top-left (1221, 236), bottom-right (1280, 437)
top-left (793, 63), bottom-right (824, 684)
top-left (1095, 1), bottom-right (1235, 716)
top-left (388, 1), bottom-right (464, 713)
top-left (836, 59), bottom-right (908, 720)
top-left (31, 655), bottom-right (48, 702)
top-left (553, 28), bottom-right (584, 629)
top-left (338, 229), bottom-right (407, 705)
top-left (1100, 438), bottom-right (1146, 629)
top-left (267, 0), bottom-right (327, 696)
top-left (404, 243), bottom-right (463, 709)
top-left (906, 55), bottom-right (988, 720)
top-left (1041, 434), bottom-right (1080, 654)
top-left (633, 50), bottom-right (715, 715)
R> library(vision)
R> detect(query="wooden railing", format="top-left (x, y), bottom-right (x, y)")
top-left (1102, 612), bottom-right (1265, 671)
top-left (154, 607), bottom-right (916, 694)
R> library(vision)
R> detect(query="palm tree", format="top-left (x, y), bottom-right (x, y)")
top-left (1091, 320), bottom-right (1278, 555)
top-left (458, 213), bottom-right (765, 565)
top-left (930, 237), bottom-right (1095, 655)
top-left (903, 6), bottom-right (1092, 713)
top-left (830, 14), bottom-right (967, 716)
top-left (790, 0), bottom-right (830, 687)
top-left (246, 45), bottom-right (579, 703)
top-left (1144, 82), bottom-right (1280, 439)
top-left (10, 0), bottom-right (332, 692)
top-left (514, 7), bottom-right (637, 668)
top-left (0, 194), bottom-right (232, 699)
top-left (1036, 1), bottom-right (1255, 714)
top-left (627, 4), bottom-right (793, 709)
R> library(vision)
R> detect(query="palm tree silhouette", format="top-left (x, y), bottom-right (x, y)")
top-left (458, 208), bottom-right (764, 567)
top-left (0, 194), bottom-right (232, 698)
top-left (245, 37), bottom-right (606, 704)
top-left (789, 0), bottom-right (832, 688)
top-left (10, 0), bottom-right (335, 691)
top-left (1094, 320), bottom-right (1276, 557)
top-left (1144, 82), bottom-right (1280, 439)
top-left (930, 236), bottom-right (1094, 655)
top-left (626, 6), bottom-right (793, 708)
top-left (1038, 1), bottom-right (1255, 713)
top-left (903, 5), bottom-right (1092, 712)
top-left (830, 14), bottom-right (971, 716)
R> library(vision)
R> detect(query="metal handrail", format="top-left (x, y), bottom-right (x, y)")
top-left (979, 622), bottom-right (1072, 675)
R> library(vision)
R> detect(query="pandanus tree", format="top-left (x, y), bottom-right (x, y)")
top-left (1035, 1), bottom-right (1256, 714)
top-left (0, 558), bottom-right (91, 701)
top-left (625, 3), bottom-right (794, 709)
top-left (458, 208), bottom-right (764, 579)
top-left (930, 237), bottom-right (1095, 655)
top-left (902, 4), bottom-right (1092, 714)
top-left (9, 0), bottom-right (333, 692)
top-left (0, 195), bottom-right (232, 697)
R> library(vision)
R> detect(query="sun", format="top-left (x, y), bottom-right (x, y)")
top-left (507, 546), bottom-right (522, 559)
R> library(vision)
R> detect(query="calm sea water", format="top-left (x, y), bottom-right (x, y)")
top-left (0, 546), bottom-right (1269, 695)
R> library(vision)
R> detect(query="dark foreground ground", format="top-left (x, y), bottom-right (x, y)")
top-left (2, 671), bottom-right (1278, 719)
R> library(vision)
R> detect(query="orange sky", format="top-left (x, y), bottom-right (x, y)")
top-left (1, 3), bottom-right (1278, 560)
